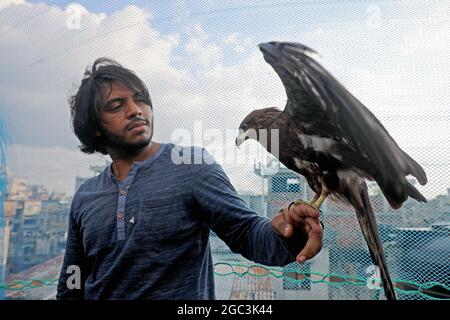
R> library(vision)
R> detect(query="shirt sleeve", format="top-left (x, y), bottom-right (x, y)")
top-left (192, 154), bottom-right (308, 267)
top-left (56, 199), bottom-right (88, 300)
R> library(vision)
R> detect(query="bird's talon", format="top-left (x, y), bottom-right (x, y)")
top-left (290, 199), bottom-right (321, 211)
top-left (293, 200), bottom-right (308, 206)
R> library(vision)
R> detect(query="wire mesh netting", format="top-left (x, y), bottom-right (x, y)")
top-left (0, 0), bottom-right (449, 301)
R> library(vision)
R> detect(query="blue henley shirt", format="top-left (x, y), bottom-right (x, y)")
top-left (56, 143), bottom-right (307, 299)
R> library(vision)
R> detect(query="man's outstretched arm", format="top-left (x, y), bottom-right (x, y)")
top-left (192, 155), bottom-right (323, 266)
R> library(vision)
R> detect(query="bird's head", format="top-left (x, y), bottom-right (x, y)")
top-left (236, 107), bottom-right (281, 147)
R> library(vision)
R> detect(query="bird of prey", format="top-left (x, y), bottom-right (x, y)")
top-left (236, 42), bottom-right (428, 300)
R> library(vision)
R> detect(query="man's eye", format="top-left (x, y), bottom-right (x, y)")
top-left (110, 104), bottom-right (122, 111)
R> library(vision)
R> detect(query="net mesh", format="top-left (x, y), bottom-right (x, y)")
top-left (0, 0), bottom-right (449, 301)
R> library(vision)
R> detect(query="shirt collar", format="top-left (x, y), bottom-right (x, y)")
top-left (106, 143), bottom-right (166, 181)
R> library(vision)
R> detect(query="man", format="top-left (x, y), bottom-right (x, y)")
top-left (57, 58), bottom-right (323, 299)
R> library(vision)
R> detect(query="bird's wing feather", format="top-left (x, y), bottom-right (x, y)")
top-left (284, 43), bottom-right (425, 183)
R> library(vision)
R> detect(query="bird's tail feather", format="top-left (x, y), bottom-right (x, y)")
top-left (346, 181), bottom-right (397, 300)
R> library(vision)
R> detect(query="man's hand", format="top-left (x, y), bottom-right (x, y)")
top-left (271, 202), bottom-right (323, 263)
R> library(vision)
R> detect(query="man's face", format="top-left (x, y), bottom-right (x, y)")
top-left (97, 80), bottom-right (153, 154)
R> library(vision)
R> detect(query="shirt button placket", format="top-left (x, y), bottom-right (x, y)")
top-left (117, 187), bottom-right (127, 241)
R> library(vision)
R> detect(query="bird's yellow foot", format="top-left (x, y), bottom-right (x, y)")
top-left (293, 199), bottom-right (309, 206)
top-left (290, 199), bottom-right (321, 212)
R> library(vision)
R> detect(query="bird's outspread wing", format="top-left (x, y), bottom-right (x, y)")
top-left (259, 42), bottom-right (427, 207)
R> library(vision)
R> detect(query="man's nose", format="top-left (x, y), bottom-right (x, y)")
top-left (126, 100), bottom-right (142, 117)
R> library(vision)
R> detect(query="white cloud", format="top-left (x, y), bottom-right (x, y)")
top-left (0, 0), bottom-right (24, 10)
top-left (398, 2), bottom-right (450, 55)
top-left (185, 24), bottom-right (223, 67)
top-left (223, 32), bottom-right (253, 53)
top-left (0, 3), bottom-right (184, 147)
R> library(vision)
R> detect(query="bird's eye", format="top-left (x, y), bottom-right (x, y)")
top-left (241, 123), bottom-right (248, 131)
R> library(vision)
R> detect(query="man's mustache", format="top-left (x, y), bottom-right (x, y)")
top-left (126, 118), bottom-right (149, 131)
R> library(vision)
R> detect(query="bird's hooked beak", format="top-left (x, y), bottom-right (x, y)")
top-left (236, 129), bottom-right (250, 148)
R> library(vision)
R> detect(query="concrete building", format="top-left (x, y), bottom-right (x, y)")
top-left (5, 196), bottom-right (70, 275)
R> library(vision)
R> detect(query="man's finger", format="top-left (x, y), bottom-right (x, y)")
top-left (296, 218), bottom-right (323, 263)
top-left (307, 217), bottom-right (323, 234)
top-left (271, 209), bottom-right (294, 237)
top-left (286, 209), bottom-right (306, 225)
top-left (290, 202), bottom-right (319, 219)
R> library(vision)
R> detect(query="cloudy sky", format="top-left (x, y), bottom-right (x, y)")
top-left (0, 0), bottom-right (449, 198)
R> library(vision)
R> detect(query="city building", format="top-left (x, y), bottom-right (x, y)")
top-left (6, 198), bottom-right (69, 274)
top-left (1, 162), bottom-right (111, 300)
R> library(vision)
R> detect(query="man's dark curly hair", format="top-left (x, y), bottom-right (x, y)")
top-left (69, 58), bottom-right (152, 155)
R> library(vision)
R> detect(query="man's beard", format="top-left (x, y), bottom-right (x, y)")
top-left (99, 124), bottom-right (152, 157)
